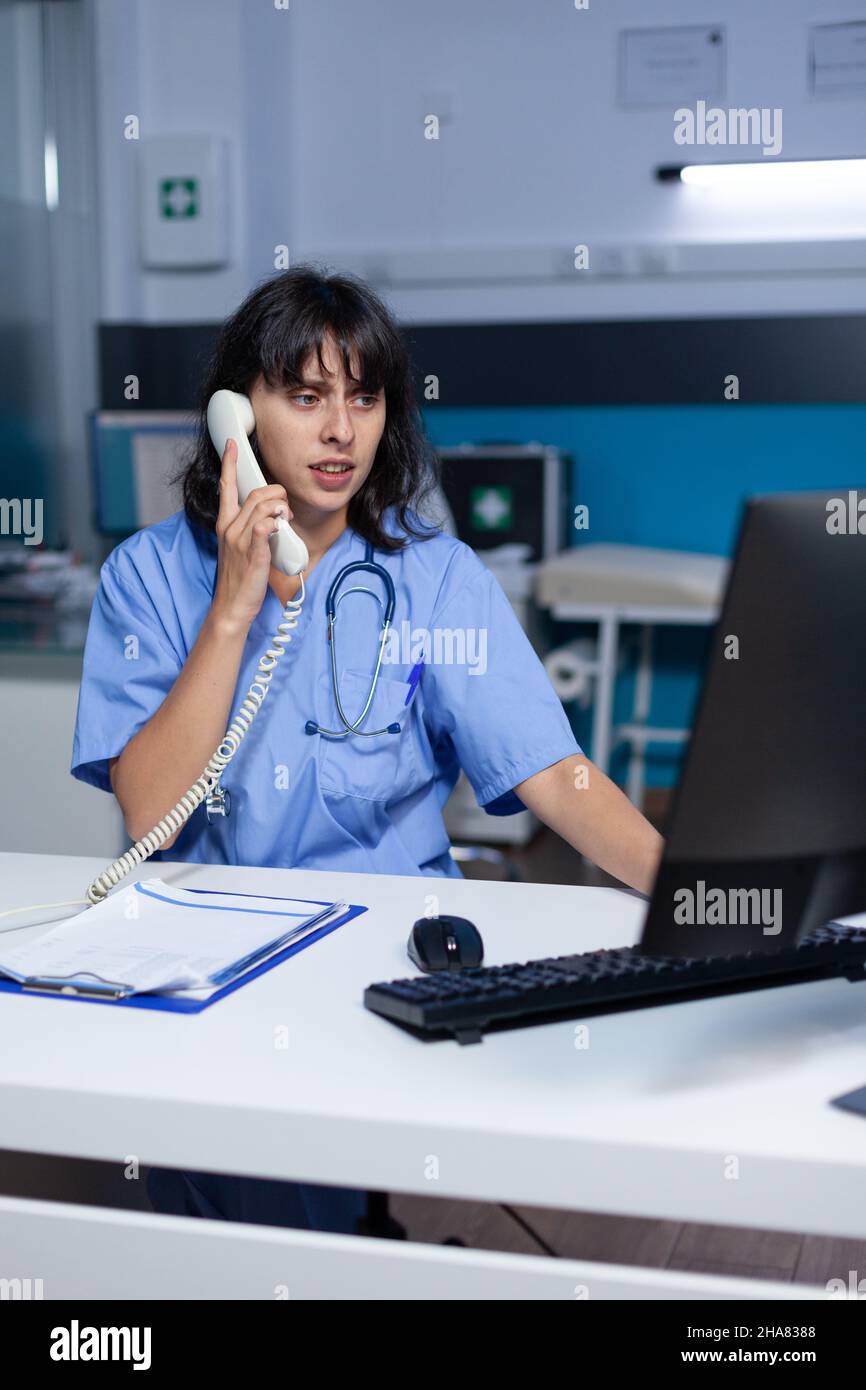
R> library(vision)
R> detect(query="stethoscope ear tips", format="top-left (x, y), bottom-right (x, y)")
top-left (387, 722), bottom-right (401, 734)
top-left (304, 720), bottom-right (319, 735)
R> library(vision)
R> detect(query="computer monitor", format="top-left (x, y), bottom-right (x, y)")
top-left (90, 411), bottom-right (191, 535)
top-left (640, 489), bottom-right (866, 958)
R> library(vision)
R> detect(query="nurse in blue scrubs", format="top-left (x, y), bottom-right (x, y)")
top-left (71, 266), bottom-right (663, 1235)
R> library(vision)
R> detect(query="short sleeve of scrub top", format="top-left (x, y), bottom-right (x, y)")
top-left (71, 550), bottom-right (186, 794)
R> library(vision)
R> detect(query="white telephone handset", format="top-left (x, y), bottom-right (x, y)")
top-left (206, 389), bottom-right (309, 576)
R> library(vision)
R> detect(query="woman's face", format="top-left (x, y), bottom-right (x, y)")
top-left (248, 334), bottom-right (386, 522)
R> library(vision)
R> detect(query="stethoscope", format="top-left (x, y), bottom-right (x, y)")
top-left (305, 541), bottom-right (402, 740)
top-left (206, 542), bottom-right (400, 824)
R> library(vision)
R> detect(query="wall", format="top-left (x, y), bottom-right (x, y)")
top-left (424, 403), bottom-right (866, 554)
top-left (92, 0), bottom-right (866, 325)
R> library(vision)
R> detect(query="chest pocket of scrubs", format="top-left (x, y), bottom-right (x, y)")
top-left (317, 667), bottom-right (422, 803)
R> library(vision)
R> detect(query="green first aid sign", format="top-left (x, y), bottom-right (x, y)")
top-left (471, 485), bottom-right (513, 530)
top-left (159, 178), bottom-right (199, 218)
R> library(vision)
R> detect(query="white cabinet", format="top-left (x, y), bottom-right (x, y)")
top-left (0, 653), bottom-right (124, 857)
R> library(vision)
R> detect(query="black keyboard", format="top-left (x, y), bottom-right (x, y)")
top-left (364, 923), bottom-right (866, 1044)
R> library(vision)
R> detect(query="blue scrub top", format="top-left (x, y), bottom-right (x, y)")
top-left (71, 507), bottom-right (581, 879)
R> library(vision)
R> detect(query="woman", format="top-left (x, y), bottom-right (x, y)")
top-left (71, 266), bottom-right (663, 1234)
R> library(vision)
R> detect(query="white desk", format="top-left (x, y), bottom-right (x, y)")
top-left (3, 851), bottom-right (865, 1299)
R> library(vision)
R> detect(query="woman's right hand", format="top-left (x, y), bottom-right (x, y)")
top-left (211, 438), bottom-right (293, 633)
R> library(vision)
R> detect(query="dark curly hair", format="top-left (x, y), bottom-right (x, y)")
top-left (177, 264), bottom-right (441, 553)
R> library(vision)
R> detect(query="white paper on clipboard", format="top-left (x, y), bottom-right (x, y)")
top-left (0, 879), bottom-right (345, 996)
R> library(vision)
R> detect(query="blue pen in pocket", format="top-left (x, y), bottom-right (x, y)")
top-left (404, 660), bottom-right (425, 705)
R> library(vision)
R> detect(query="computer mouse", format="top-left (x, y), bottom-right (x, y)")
top-left (407, 915), bottom-right (484, 973)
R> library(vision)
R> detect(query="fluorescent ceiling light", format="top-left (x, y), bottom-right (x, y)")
top-left (658, 158), bottom-right (866, 190)
top-left (44, 132), bottom-right (59, 209)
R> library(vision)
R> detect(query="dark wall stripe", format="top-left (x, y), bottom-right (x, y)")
top-left (99, 324), bottom-right (217, 413)
top-left (99, 313), bottom-right (866, 410)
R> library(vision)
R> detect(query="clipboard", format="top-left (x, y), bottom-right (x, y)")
top-left (0, 891), bottom-right (368, 1014)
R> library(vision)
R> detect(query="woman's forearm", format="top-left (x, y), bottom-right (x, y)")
top-left (515, 753), bottom-right (664, 895)
top-left (109, 608), bottom-right (250, 847)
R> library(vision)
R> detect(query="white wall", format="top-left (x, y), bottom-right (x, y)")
top-left (93, 0), bottom-right (248, 322)
top-left (93, 0), bottom-right (866, 324)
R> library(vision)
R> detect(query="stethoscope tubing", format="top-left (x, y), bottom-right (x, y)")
top-left (306, 542), bottom-right (402, 739)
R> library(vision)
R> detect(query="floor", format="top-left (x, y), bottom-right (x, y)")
top-left (2, 795), bottom-right (864, 1291)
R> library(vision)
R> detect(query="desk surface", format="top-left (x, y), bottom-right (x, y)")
top-left (2, 852), bottom-right (866, 1239)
